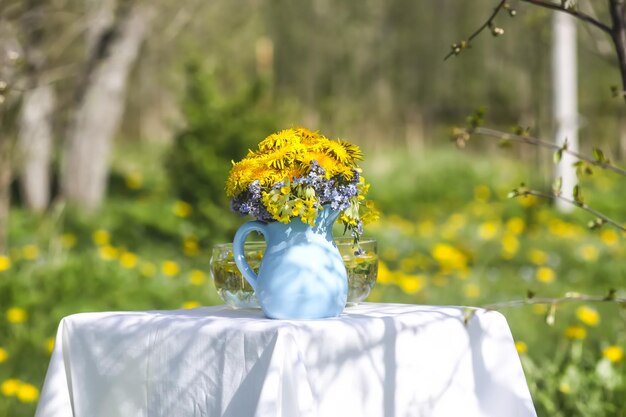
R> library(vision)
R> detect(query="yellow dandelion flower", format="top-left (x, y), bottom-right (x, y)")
top-left (61, 233), bottom-right (77, 249)
top-left (564, 325), bottom-right (587, 340)
top-left (576, 305), bottom-right (600, 326)
top-left (501, 234), bottom-right (519, 258)
top-left (21, 244), bottom-right (39, 260)
top-left (0, 255), bottom-right (10, 272)
top-left (432, 243), bottom-right (468, 272)
top-left (528, 249), bottom-right (548, 265)
top-left (506, 217), bottom-right (526, 235)
top-left (181, 301), bottom-right (201, 309)
top-left (183, 237), bottom-right (199, 257)
top-left (578, 245), bottom-right (599, 262)
top-left (478, 221), bottom-right (500, 240)
top-left (140, 262), bottom-right (157, 278)
top-left (6, 307), bottom-right (27, 324)
top-left (46, 337), bottom-right (55, 354)
top-left (1, 379), bottom-right (20, 397)
top-left (396, 273), bottom-right (425, 294)
top-left (99, 245), bottom-right (118, 261)
top-left (536, 266), bottom-right (555, 283)
top-left (320, 138), bottom-right (353, 164)
top-left (515, 341), bottom-right (528, 354)
top-left (162, 260), bottom-right (180, 277)
top-left (119, 251), bottom-right (138, 269)
top-left (173, 201), bottom-right (193, 218)
top-left (518, 194), bottom-right (538, 207)
top-left (473, 185), bottom-right (491, 202)
top-left (600, 229), bottom-right (619, 247)
top-left (602, 345), bottom-right (624, 363)
top-left (125, 171), bottom-right (143, 190)
top-left (258, 128), bottom-right (302, 151)
top-left (17, 383), bottom-right (39, 403)
top-left (464, 283), bottom-right (480, 298)
top-left (189, 270), bottom-right (206, 286)
top-left (377, 261), bottom-right (393, 285)
top-left (0, 347), bottom-right (8, 363)
top-left (559, 382), bottom-right (571, 394)
top-left (92, 229), bottom-right (110, 246)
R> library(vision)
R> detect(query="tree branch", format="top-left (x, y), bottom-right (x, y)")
top-left (511, 188), bottom-right (626, 232)
top-left (482, 291), bottom-right (626, 311)
top-left (469, 126), bottom-right (626, 177)
top-left (444, 0), bottom-right (508, 60)
top-left (520, 0), bottom-right (612, 34)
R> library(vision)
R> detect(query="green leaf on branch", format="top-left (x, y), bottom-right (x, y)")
top-left (573, 184), bottom-right (583, 205)
top-left (553, 149), bottom-right (563, 163)
top-left (592, 147), bottom-right (605, 163)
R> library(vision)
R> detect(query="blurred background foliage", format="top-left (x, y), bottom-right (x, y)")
top-left (1, 0), bottom-right (625, 416)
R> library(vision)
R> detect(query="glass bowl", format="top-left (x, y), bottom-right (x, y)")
top-left (210, 238), bottom-right (378, 309)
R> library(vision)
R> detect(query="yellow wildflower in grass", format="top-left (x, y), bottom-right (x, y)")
top-left (1, 379), bottom-right (20, 397)
top-left (473, 185), bottom-right (491, 202)
top-left (0, 347), bottom-right (8, 363)
top-left (515, 341), bottom-right (528, 354)
top-left (173, 201), bottom-right (193, 218)
top-left (181, 301), bottom-right (201, 309)
top-left (125, 171), bottom-right (143, 190)
top-left (518, 194), bottom-right (538, 207)
top-left (21, 244), bottom-right (39, 260)
top-left (189, 270), bottom-right (206, 286)
top-left (463, 283), bottom-right (480, 298)
top-left (61, 233), bottom-right (77, 249)
top-left (92, 229), bottom-right (110, 246)
top-left (431, 243), bottom-right (468, 272)
top-left (506, 217), bottom-right (526, 235)
top-left (396, 273), bottom-right (425, 294)
top-left (600, 229), bottom-right (619, 247)
top-left (140, 262), bottom-right (157, 278)
top-left (531, 304), bottom-right (548, 315)
top-left (559, 382), bottom-right (572, 394)
top-left (17, 383), bottom-right (39, 403)
top-left (576, 305), bottom-right (600, 326)
top-left (578, 245), bottom-right (599, 262)
top-left (478, 220), bottom-right (500, 240)
top-left (119, 251), bottom-right (138, 269)
top-left (376, 261), bottom-right (393, 285)
top-left (528, 249), bottom-right (548, 265)
top-left (500, 234), bottom-right (519, 259)
top-left (98, 245), bottom-right (119, 261)
top-left (6, 307), bottom-right (27, 324)
top-left (46, 337), bottom-right (55, 354)
top-left (536, 266), bottom-right (555, 283)
top-left (564, 325), bottom-right (587, 340)
top-left (162, 260), bottom-right (180, 277)
top-left (0, 255), bottom-right (10, 272)
top-left (602, 345), bottom-right (624, 363)
top-left (183, 237), bottom-right (199, 257)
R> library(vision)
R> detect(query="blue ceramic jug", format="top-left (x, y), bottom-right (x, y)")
top-left (233, 206), bottom-right (348, 319)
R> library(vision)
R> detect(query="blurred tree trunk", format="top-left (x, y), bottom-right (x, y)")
top-left (18, 84), bottom-right (54, 211)
top-left (0, 17), bottom-right (22, 252)
top-left (60, 1), bottom-right (152, 211)
top-left (18, 0), bottom-right (55, 211)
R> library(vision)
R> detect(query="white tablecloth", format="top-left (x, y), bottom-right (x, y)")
top-left (35, 303), bottom-right (536, 417)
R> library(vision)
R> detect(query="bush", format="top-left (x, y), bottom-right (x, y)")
top-left (166, 62), bottom-right (278, 246)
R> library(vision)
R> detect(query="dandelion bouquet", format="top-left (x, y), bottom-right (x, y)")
top-left (226, 127), bottom-right (378, 240)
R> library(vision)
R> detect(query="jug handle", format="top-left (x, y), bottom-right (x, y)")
top-left (233, 221), bottom-right (267, 292)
